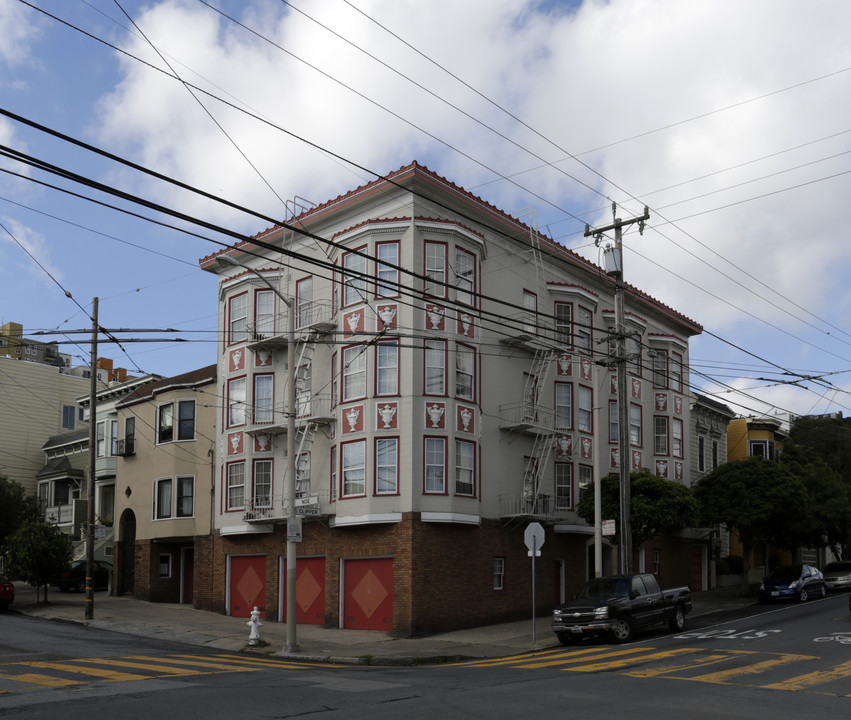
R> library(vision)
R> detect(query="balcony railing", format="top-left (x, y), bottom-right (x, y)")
top-left (246, 301), bottom-right (335, 348)
top-left (499, 493), bottom-right (555, 518)
top-left (499, 402), bottom-right (555, 432)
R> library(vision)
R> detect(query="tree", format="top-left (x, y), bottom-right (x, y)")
top-left (5, 519), bottom-right (72, 603)
top-left (694, 456), bottom-right (807, 597)
top-left (787, 418), bottom-right (851, 559)
top-left (0, 475), bottom-right (40, 549)
top-left (778, 441), bottom-right (851, 560)
top-left (576, 469), bottom-right (699, 551)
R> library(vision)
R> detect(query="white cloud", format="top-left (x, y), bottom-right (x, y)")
top-left (0, 0), bottom-right (41, 71)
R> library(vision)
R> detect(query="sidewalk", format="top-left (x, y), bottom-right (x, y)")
top-left (9, 583), bottom-right (755, 665)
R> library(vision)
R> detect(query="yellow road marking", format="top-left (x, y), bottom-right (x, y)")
top-left (17, 661), bottom-right (149, 682)
top-left (125, 655), bottom-right (258, 672)
top-left (74, 658), bottom-right (203, 676)
top-left (761, 657), bottom-right (851, 692)
top-left (0, 672), bottom-right (83, 688)
top-left (625, 652), bottom-right (735, 678)
top-left (204, 654), bottom-right (336, 669)
top-left (686, 654), bottom-right (814, 684)
top-left (562, 648), bottom-right (697, 672)
top-left (520, 647), bottom-right (654, 670)
top-left (444, 648), bottom-right (593, 668)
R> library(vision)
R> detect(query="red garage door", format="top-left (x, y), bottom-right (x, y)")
top-left (281, 557), bottom-right (326, 625)
top-left (343, 558), bottom-right (394, 630)
top-left (230, 555), bottom-right (267, 618)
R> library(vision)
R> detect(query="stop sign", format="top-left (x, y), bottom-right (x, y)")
top-left (524, 522), bottom-right (545, 553)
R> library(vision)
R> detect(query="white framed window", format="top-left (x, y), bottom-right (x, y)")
top-left (228, 378), bottom-right (246, 427)
top-left (672, 417), bottom-right (683, 458)
top-left (296, 453), bottom-right (311, 495)
top-left (578, 465), bottom-right (593, 502)
top-left (159, 554), bottom-right (172, 578)
top-left (424, 437), bottom-right (446, 493)
top-left (157, 403), bottom-right (174, 443)
top-left (424, 340), bottom-right (446, 395)
top-left (653, 350), bottom-right (668, 388)
top-left (630, 403), bottom-right (642, 446)
top-left (671, 351), bottom-right (683, 392)
top-left (254, 374), bottom-right (274, 423)
top-left (62, 405), bottom-right (76, 430)
top-left (376, 241), bottom-right (400, 297)
top-left (577, 385), bottom-right (593, 433)
top-left (110, 419), bottom-right (118, 456)
top-left (342, 440), bottom-right (366, 497)
top-left (608, 401), bottom-right (618, 444)
top-left (555, 463), bottom-right (572, 510)
top-left (330, 447), bottom-right (337, 502)
top-left (493, 557), bottom-right (505, 590)
top-left (229, 293), bottom-right (248, 344)
top-left (96, 421), bottom-right (106, 458)
top-left (555, 382), bottom-right (572, 430)
top-left (255, 289), bottom-right (275, 338)
top-left (628, 333), bottom-right (642, 375)
top-left (176, 476), bottom-right (194, 518)
top-left (296, 276), bottom-right (313, 328)
top-left (226, 462), bottom-right (245, 511)
top-left (455, 440), bottom-right (475, 496)
top-left (342, 346), bottom-right (366, 401)
top-left (253, 459), bottom-right (272, 508)
top-left (424, 241), bottom-right (447, 297)
top-left (154, 478), bottom-right (172, 519)
top-left (375, 437), bottom-right (398, 495)
top-left (455, 344), bottom-right (475, 401)
top-left (555, 302), bottom-right (572, 346)
top-left (576, 305), bottom-right (592, 352)
top-left (655, 416), bottom-right (669, 455)
top-left (376, 341), bottom-right (399, 396)
top-left (124, 416), bottom-right (136, 455)
top-left (455, 247), bottom-right (475, 306)
top-left (343, 248), bottom-right (368, 306)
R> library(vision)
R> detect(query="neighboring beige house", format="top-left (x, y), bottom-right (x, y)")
top-left (0, 354), bottom-right (90, 496)
top-left (113, 365), bottom-right (217, 604)
top-left (198, 162), bottom-right (703, 634)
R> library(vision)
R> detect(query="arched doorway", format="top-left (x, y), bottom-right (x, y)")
top-left (118, 509), bottom-right (136, 595)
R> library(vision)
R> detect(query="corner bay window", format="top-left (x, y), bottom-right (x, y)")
top-left (376, 437), bottom-right (398, 494)
top-left (253, 459), bottom-right (272, 507)
top-left (229, 293), bottom-right (247, 344)
top-left (342, 441), bottom-right (366, 497)
top-left (425, 437), bottom-right (446, 493)
top-left (343, 346), bottom-right (366, 401)
top-left (455, 440), bottom-right (474, 495)
top-left (227, 462), bottom-right (245, 510)
top-left (228, 378), bottom-right (246, 427)
top-left (555, 463), bottom-right (572, 510)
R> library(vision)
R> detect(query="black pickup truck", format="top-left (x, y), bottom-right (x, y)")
top-left (552, 573), bottom-right (692, 644)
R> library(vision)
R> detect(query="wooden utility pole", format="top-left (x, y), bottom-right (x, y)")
top-left (86, 297), bottom-right (98, 620)
top-left (585, 205), bottom-right (649, 574)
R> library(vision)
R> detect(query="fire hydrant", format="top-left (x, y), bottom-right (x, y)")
top-left (247, 607), bottom-right (263, 646)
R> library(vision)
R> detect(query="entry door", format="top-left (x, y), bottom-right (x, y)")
top-left (230, 555), bottom-right (267, 618)
top-left (181, 547), bottom-right (194, 604)
top-left (342, 558), bottom-right (394, 630)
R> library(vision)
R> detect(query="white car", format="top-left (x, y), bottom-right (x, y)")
top-left (822, 561), bottom-right (851, 591)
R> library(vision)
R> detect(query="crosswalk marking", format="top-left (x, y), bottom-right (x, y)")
top-left (73, 658), bottom-right (204, 676)
top-left (561, 648), bottom-right (697, 672)
top-left (0, 672), bottom-right (83, 688)
top-left (519, 647), bottom-right (652, 670)
top-left (625, 652), bottom-right (737, 678)
top-left (123, 655), bottom-right (259, 672)
top-left (686, 653), bottom-right (815, 685)
top-left (760, 657), bottom-right (851, 692)
top-left (16, 661), bottom-right (151, 682)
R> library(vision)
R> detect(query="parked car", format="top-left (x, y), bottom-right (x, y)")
top-left (0, 575), bottom-right (13, 611)
top-left (759, 564), bottom-right (826, 603)
top-left (53, 560), bottom-right (112, 593)
top-left (552, 573), bottom-right (692, 644)
top-left (822, 561), bottom-right (851, 591)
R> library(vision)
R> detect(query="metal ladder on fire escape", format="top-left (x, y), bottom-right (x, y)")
top-left (288, 336), bottom-right (318, 498)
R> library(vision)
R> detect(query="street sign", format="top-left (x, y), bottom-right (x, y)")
top-left (524, 522), bottom-right (545, 554)
top-left (296, 506), bottom-right (320, 516)
top-left (602, 519), bottom-right (616, 536)
top-left (294, 495), bottom-right (319, 507)
top-left (287, 517), bottom-right (303, 542)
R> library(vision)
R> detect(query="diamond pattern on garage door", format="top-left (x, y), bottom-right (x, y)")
top-left (343, 558), bottom-right (393, 630)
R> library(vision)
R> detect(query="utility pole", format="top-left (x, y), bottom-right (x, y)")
top-left (85, 297), bottom-right (98, 621)
top-left (585, 204), bottom-right (649, 575)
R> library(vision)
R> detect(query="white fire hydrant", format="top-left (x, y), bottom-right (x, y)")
top-left (247, 607), bottom-right (263, 646)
